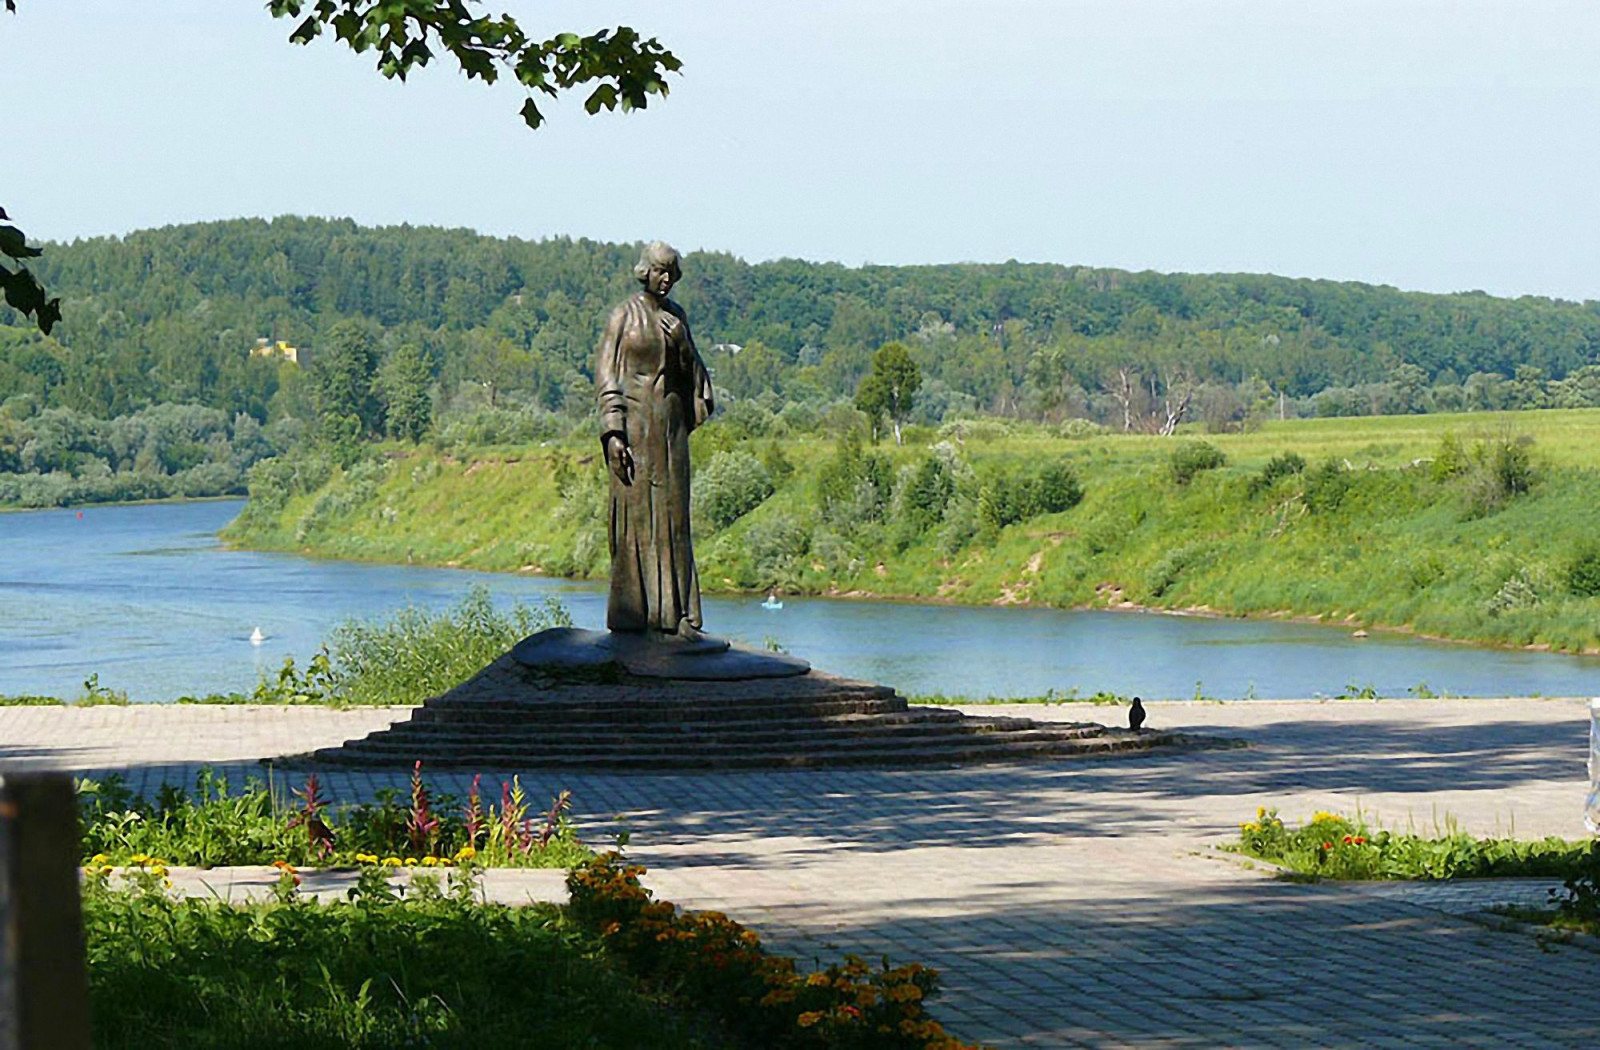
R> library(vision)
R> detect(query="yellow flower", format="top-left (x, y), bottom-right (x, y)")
top-left (1311, 811), bottom-right (1340, 824)
top-left (355, 853), bottom-right (378, 865)
top-left (403, 857), bottom-right (418, 867)
top-left (806, 972), bottom-right (832, 987)
top-left (382, 857), bottom-right (402, 867)
top-left (129, 853), bottom-right (149, 865)
top-left (90, 853), bottom-right (109, 865)
top-left (421, 856), bottom-right (438, 867)
top-left (454, 846), bottom-right (477, 860)
top-left (797, 1012), bottom-right (823, 1028)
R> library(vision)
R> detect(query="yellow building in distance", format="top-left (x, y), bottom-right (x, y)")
top-left (250, 338), bottom-right (300, 365)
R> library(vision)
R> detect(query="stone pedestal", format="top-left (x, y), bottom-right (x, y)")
top-left (294, 631), bottom-right (1205, 770)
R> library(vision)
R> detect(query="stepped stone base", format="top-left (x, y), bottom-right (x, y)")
top-left (291, 648), bottom-right (1217, 771)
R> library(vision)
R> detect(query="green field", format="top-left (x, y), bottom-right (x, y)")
top-left (225, 409), bottom-right (1600, 653)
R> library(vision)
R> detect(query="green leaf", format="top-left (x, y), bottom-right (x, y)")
top-left (519, 98), bottom-right (545, 129)
top-left (584, 84), bottom-right (617, 115)
top-left (289, 16), bottom-right (320, 44)
top-left (0, 225), bottom-right (41, 260)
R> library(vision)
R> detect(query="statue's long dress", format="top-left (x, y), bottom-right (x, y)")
top-left (595, 293), bottom-right (714, 632)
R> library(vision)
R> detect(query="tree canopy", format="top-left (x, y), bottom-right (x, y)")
top-left (6, 218), bottom-right (1600, 433)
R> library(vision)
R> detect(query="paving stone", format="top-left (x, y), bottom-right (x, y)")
top-left (6, 697), bottom-right (1598, 1047)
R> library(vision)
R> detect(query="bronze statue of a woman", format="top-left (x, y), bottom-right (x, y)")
top-left (595, 242), bottom-right (714, 638)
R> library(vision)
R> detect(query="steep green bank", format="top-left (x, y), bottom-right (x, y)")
top-left (224, 410), bottom-right (1600, 653)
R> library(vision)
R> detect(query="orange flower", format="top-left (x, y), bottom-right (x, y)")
top-left (797, 1011), bottom-right (823, 1028)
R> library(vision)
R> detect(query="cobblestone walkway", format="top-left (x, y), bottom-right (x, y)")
top-left (7, 697), bottom-right (1596, 1047)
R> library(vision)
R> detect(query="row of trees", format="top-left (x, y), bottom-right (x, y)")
top-left (5, 219), bottom-right (1600, 442)
top-left (0, 400), bottom-right (293, 506)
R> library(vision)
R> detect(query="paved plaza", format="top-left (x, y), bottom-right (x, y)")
top-left (5, 697), bottom-right (1597, 1047)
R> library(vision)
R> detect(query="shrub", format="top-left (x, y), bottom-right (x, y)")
top-left (976, 460), bottom-right (1084, 531)
top-left (1430, 431), bottom-right (1470, 481)
top-left (816, 429), bottom-right (892, 530)
top-left (936, 417), bottom-right (1013, 443)
top-left (1257, 451), bottom-right (1305, 487)
top-left (1484, 569), bottom-right (1542, 616)
top-left (1461, 430), bottom-right (1535, 518)
top-left (566, 853), bottom-right (980, 1050)
top-left (325, 585), bottom-right (570, 706)
top-left (693, 450), bottom-right (775, 530)
top-left (1168, 440), bottom-right (1226, 485)
top-left (1034, 460), bottom-right (1084, 513)
top-left (1057, 417), bottom-right (1107, 439)
top-left (1145, 543), bottom-right (1210, 599)
top-left (760, 441), bottom-right (795, 481)
top-left (934, 496), bottom-right (982, 556)
top-left (433, 404), bottom-right (562, 450)
top-left (895, 456), bottom-right (955, 534)
top-left (1567, 542), bottom-right (1600, 598)
top-left (1302, 457), bottom-right (1351, 514)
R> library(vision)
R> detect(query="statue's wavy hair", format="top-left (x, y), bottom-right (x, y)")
top-left (633, 241), bottom-right (682, 284)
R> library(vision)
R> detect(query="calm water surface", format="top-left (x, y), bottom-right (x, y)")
top-left (3, 500), bottom-right (1600, 702)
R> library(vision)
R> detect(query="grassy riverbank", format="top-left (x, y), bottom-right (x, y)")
top-left (224, 409), bottom-right (1600, 653)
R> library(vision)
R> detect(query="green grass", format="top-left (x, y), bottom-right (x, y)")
top-left (84, 874), bottom-right (712, 1050)
top-left (910, 689), bottom-right (1129, 705)
top-left (225, 409), bottom-right (1600, 652)
top-left (1229, 808), bottom-right (1592, 880)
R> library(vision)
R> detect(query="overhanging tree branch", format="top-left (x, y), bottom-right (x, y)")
top-left (1, 1), bottom-right (679, 333)
top-left (0, 209), bottom-right (61, 335)
top-left (265, 1), bottom-right (681, 129)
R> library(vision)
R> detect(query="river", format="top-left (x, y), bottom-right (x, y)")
top-left (3, 500), bottom-right (1600, 702)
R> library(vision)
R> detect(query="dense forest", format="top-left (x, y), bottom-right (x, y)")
top-left (4, 216), bottom-right (1600, 504)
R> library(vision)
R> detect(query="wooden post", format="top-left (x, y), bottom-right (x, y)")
top-left (0, 773), bottom-right (92, 1050)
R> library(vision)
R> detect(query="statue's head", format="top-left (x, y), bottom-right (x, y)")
top-left (634, 241), bottom-right (682, 297)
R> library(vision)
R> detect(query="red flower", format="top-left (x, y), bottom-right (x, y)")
top-left (1321, 842), bottom-right (1333, 850)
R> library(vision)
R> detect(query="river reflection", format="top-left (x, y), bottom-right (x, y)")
top-left (3, 500), bottom-right (1599, 702)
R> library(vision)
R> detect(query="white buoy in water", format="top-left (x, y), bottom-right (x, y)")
top-left (250, 627), bottom-right (266, 645)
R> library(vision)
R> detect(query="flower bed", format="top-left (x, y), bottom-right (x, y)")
top-left (566, 852), bottom-right (984, 1049)
top-left (77, 763), bottom-right (588, 869)
top-left (1232, 808), bottom-right (1590, 880)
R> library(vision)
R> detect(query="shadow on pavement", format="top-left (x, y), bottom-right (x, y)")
top-left (740, 880), bottom-right (1600, 1049)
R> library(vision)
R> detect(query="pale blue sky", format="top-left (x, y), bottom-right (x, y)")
top-left (4, 1), bottom-right (1599, 300)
